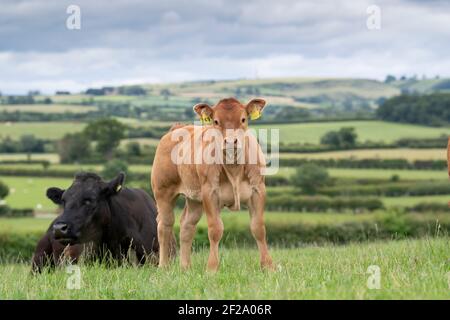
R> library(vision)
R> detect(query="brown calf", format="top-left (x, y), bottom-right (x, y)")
top-left (151, 98), bottom-right (273, 272)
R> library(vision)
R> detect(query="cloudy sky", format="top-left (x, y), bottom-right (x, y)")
top-left (1, 0), bottom-right (449, 94)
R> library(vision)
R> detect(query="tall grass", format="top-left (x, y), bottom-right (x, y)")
top-left (0, 238), bottom-right (448, 299)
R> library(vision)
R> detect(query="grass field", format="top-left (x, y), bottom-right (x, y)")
top-left (0, 122), bottom-right (85, 140)
top-left (0, 163), bottom-right (152, 176)
top-left (1, 177), bottom-right (71, 210)
top-left (120, 138), bottom-right (160, 147)
top-left (0, 153), bottom-right (60, 163)
top-left (254, 121), bottom-right (450, 144)
top-left (279, 148), bottom-right (446, 161)
top-left (328, 168), bottom-right (447, 180)
top-left (3, 162), bottom-right (445, 182)
top-left (2, 169), bottom-right (449, 211)
top-left (0, 212), bottom-right (411, 235)
top-left (2, 119), bottom-right (449, 144)
top-left (0, 238), bottom-right (448, 299)
top-left (383, 195), bottom-right (450, 207)
top-left (276, 167), bottom-right (448, 181)
top-left (0, 104), bottom-right (97, 114)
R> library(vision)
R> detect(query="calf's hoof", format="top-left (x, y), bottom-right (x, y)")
top-left (206, 263), bottom-right (219, 273)
top-left (261, 258), bottom-right (275, 271)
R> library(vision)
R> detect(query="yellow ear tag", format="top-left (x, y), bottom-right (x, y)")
top-left (116, 184), bottom-right (122, 192)
top-left (201, 113), bottom-right (212, 124)
top-left (249, 109), bottom-right (261, 120)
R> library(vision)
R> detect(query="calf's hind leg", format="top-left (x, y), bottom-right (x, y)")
top-left (180, 199), bottom-right (203, 270)
top-left (154, 190), bottom-right (177, 268)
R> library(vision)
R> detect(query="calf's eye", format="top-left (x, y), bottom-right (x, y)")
top-left (214, 120), bottom-right (219, 125)
top-left (242, 118), bottom-right (246, 123)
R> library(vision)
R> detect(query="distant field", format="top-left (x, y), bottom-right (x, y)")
top-left (114, 118), bottom-right (171, 127)
top-left (279, 148), bottom-right (446, 161)
top-left (254, 121), bottom-right (450, 144)
top-left (0, 122), bottom-right (85, 140)
top-left (0, 163), bottom-right (151, 174)
top-left (43, 94), bottom-right (92, 104)
top-left (0, 212), bottom-right (386, 235)
top-left (2, 211), bottom-right (449, 235)
top-left (0, 163), bottom-right (100, 171)
top-left (383, 195), bottom-right (450, 207)
top-left (0, 153), bottom-right (59, 163)
top-left (1, 177), bottom-right (72, 210)
top-left (277, 167), bottom-right (447, 181)
top-left (120, 138), bottom-right (160, 147)
top-left (0, 104), bottom-right (97, 114)
top-left (329, 168), bottom-right (447, 180)
top-left (2, 162), bottom-right (446, 181)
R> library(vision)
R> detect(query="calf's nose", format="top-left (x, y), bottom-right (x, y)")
top-left (53, 222), bottom-right (69, 238)
top-left (224, 137), bottom-right (238, 146)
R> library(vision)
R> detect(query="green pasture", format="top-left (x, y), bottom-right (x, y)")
top-left (275, 167), bottom-right (447, 181)
top-left (383, 195), bottom-right (450, 207)
top-left (327, 168), bottom-right (447, 181)
top-left (0, 122), bottom-right (85, 140)
top-left (254, 120), bottom-right (450, 144)
top-left (1, 177), bottom-right (71, 211)
top-left (0, 104), bottom-right (97, 114)
top-left (279, 148), bottom-right (446, 161)
top-left (2, 169), bottom-right (449, 211)
top-left (0, 211), bottom-right (413, 235)
top-left (0, 153), bottom-right (60, 163)
top-left (1, 163), bottom-right (447, 181)
top-left (0, 238), bottom-right (448, 299)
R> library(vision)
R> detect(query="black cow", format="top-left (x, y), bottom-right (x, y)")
top-left (32, 172), bottom-right (163, 273)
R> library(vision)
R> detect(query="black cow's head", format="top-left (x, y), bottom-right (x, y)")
top-left (47, 172), bottom-right (125, 245)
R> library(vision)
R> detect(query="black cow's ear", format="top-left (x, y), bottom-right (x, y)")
top-left (46, 187), bottom-right (64, 204)
top-left (102, 172), bottom-right (126, 197)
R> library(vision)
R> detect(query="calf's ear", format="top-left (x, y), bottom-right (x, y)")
top-left (102, 172), bottom-right (126, 197)
top-left (193, 103), bottom-right (214, 124)
top-left (46, 187), bottom-right (64, 204)
top-left (246, 98), bottom-right (266, 120)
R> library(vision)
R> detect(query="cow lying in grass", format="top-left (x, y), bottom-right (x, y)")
top-left (32, 172), bottom-right (164, 273)
top-left (152, 97), bottom-right (273, 272)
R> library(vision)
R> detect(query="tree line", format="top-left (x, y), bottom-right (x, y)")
top-left (377, 93), bottom-right (450, 126)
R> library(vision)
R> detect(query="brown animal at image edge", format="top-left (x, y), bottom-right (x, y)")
top-left (151, 97), bottom-right (274, 272)
top-left (448, 136), bottom-right (450, 207)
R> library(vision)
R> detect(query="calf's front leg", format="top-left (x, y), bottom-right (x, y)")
top-left (202, 184), bottom-right (223, 272)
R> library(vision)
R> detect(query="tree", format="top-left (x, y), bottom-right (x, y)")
top-left (102, 159), bottom-right (129, 180)
top-left (290, 164), bottom-right (330, 194)
top-left (377, 93), bottom-right (450, 126)
top-left (58, 133), bottom-right (91, 163)
top-left (160, 89), bottom-right (172, 100)
top-left (42, 161), bottom-right (51, 171)
top-left (384, 75), bottom-right (396, 83)
top-left (0, 136), bottom-right (19, 153)
top-left (84, 118), bottom-right (126, 159)
top-left (126, 141), bottom-right (141, 156)
top-left (339, 127), bottom-right (358, 148)
top-left (320, 131), bottom-right (340, 147)
top-left (184, 107), bottom-right (195, 119)
top-left (20, 135), bottom-right (45, 153)
top-left (320, 127), bottom-right (357, 149)
top-left (118, 85), bottom-right (146, 96)
top-left (0, 180), bottom-right (9, 199)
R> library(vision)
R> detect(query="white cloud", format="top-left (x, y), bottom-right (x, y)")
top-left (0, 0), bottom-right (449, 93)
